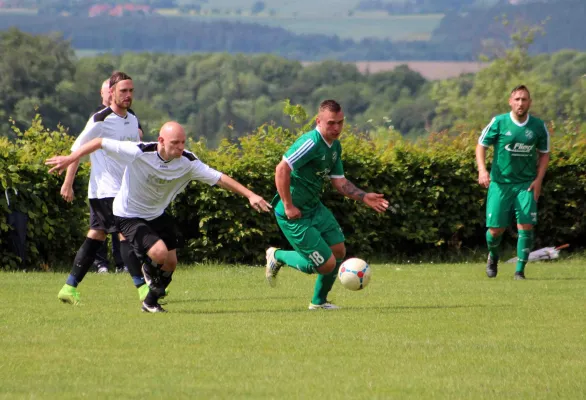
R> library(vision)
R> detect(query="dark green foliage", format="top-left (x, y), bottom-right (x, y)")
top-left (2, 109), bottom-right (585, 269)
top-left (0, 116), bottom-right (89, 270)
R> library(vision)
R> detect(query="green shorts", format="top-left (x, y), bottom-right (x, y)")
top-left (275, 202), bottom-right (345, 268)
top-left (486, 181), bottom-right (537, 228)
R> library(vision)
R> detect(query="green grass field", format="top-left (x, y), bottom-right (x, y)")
top-left (1, 260), bottom-right (584, 399)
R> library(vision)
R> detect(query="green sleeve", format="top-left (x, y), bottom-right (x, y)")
top-left (479, 117), bottom-right (499, 147)
top-left (284, 136), bottom-right (317, 170)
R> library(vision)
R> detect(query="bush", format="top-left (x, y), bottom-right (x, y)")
top-left (0, 116), bottom-right (89, 270)
top-left (2, 109), bottom-right (585, 269)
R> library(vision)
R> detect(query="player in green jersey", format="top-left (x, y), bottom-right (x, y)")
top-left (476, 85), bottom-right (550, 280)
top-left (265, 100), bottom-right (389, 309)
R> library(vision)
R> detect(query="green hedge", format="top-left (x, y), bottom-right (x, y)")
top-left (0, 116), bottom-right (89, 269)
top-left (2, 112), bottom-right (586, 270)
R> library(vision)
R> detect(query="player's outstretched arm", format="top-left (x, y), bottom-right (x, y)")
top-left (46, 138), bottom-right (104, 175)
top-left (216, 174), bottom-right (272, 213)
top-left (331, 178), bottom-right (389, 213)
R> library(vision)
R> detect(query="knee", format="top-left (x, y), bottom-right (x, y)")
top-left (148, 245), bottom-right (168, 265)
top-left (316, 255), bottom-right (336, 275)
top-left (163, 259), bottom-right (177, 272)
top-left (332, 245), bottom-right (346, 260)
top-left (489, 228), bottom-right (505, 237)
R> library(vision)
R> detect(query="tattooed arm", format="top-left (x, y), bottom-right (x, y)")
top-left (331, 178), bottom-right (389, 213)
top-left (331, 178), bottom-right (366, 202)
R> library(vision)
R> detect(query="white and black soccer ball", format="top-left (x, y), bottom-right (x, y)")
top-left (338, 258), bottom-right (371, 291)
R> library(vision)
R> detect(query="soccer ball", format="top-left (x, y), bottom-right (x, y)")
top-left (338, 258), bottom-right (371, 291)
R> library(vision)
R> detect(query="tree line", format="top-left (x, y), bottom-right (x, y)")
top-left (2, 0), bottom-right (586, 61)
top-left (0, 14), bottom-right (465, 61)
top-left (1, 28), bottom-right (585, 147)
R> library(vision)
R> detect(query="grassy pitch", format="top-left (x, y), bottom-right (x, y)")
top-left (0, 260), bottom-right (584, 399)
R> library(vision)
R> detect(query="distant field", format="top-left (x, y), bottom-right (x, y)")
top-left (0, 8), bottom-right (37, 14)
top-left (299, 61), bottom-right (489, 79)
top-left (352, 61), bottom-right (489, 80)
top-left (170, 0), bottom-right (385, 17)
top-left (73, 49), bottom-right (487, 79)
top-left (158, 11), bottom-right (443, 40)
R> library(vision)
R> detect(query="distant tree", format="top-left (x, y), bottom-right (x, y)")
top-left (251, 1), bottom-right (265, 15)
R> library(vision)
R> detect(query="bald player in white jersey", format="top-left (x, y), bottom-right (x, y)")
top-left (47, 121), bottom-right (272, 313)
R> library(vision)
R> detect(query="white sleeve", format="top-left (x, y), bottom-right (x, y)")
top-left (190, 160), bottom-right (222, 186)
top-left (101, 139), bottom-right (142, 163)
top-left (71, 119), bottom-right (102, 152)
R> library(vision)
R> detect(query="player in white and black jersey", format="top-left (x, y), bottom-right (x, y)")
top-left (56, 71), bottom-right (143, 305)
top-left (94, 78), bottom-right (144, 139)
top-left (47, 121), bottom-right (272, 312)
top-left (91, 78), bottom-right (143, 275)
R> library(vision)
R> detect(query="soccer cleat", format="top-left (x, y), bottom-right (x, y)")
top-left (97, 266), bottom-right (109, 274)
top-left (514, 271), bottom-right (526, 280)
top-left (141, 302), bottom-right (167, 313)
top-left (138, 285), bottom-right (169, 305)
top-left (486, 254), bottom-right (498, 278)
top-left (308, 302), bottom-right (340, 310)
top-left (57, 284), bottom-right (81, 305)
top-left (265, 247), bottom-right (282, 288)
top-left (115, 266), bottom-right (129, 274)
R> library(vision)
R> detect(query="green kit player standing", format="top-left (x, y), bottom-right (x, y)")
top-left (265, 100), bottom-right (389, 309)
top-left (476, 85), bottom-right (550, 280)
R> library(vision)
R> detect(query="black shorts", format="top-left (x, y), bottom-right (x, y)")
top-left (115, 213), bottom-right (178, 256)
top-left (89, 198), bottom-right (117, 234)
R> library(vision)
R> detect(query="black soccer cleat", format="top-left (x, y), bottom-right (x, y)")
top-left (486, 254), bottom-right (498, 278)
top-left (514, 271), bottom-right (526, 280)
top-left (141, 302), bottom-right (168, 313)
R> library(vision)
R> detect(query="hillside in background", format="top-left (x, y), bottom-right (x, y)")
top-left (2, 29), bottom-right (585, 147)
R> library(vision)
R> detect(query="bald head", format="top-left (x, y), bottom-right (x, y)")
top-left (100, 79), bottom-right (111, 107)
top-left (158, 121), bottom-right (186, 160)
top-left (159, 121), bottom-right (185, 139)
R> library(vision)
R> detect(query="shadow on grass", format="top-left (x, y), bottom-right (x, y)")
top-left (169, 295), bottom-right (298, 304)
top-left (170, 303), bottom-right (510, 315)
top-left (530, 277), bottom-right (586, 281)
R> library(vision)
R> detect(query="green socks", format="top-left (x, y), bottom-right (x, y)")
top-left (311, 259), bottom-right (342, 306)
top-left (486, 230), bottom-right (503, 259)
top-left (275, 250), bottom-right (315, 274)
top-left (516, 230), bottom-right (534, 273)
top-left (274, 250), bottom-right (343, 305)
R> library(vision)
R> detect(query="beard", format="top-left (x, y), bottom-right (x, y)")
top-left (114, 97), bottom-right (132, 109)
top-left (515, 109), bottom-right (528, 118)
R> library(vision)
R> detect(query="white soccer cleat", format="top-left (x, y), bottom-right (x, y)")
top-left (265, 247), bottom-right (282, 288)
top-left (308, 302), bottom-right (340, 310)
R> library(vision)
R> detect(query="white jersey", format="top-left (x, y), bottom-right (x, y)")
top-left (72, 107), bottom-right (140, 199)
top-left (101, 139), bottom-right (223, 221)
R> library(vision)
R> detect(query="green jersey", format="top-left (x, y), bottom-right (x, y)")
top-left (479, 112), bottom-right (550, 184)
top-left (274, 129), bottom-right (344, 213)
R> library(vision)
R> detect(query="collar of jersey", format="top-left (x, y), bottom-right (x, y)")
top-left (156, 152), bottom-right (173, 163)
top-left (509, 111), bottom-right (530, 127)
top-left (315, 127), bottom-right (333, 148)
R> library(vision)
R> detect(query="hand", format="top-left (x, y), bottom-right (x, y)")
top-left (284, 204), bottom-right (302, 220)
top-left (249, 194), bottom-right (272, 213)
top-left (478, 169), bottom-right (490, 188)
top-left (528, 179), bottom-right (542, 201)
top-left (60, 183), bottom-right (75, 203)
top-left (46, 155), bottom-right (73, 175)
top-left (363, 193), bottom-right (389, 213)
